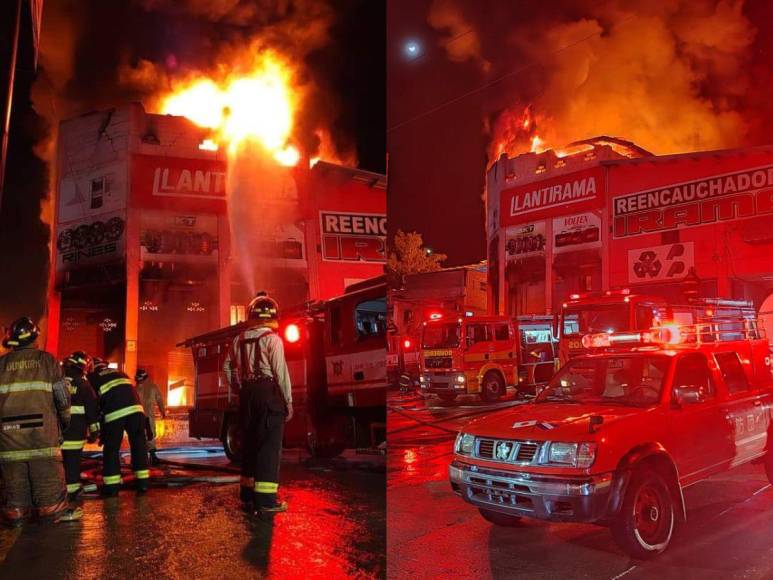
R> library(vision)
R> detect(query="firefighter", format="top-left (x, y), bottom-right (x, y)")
top-left (87, 358), bottom-right (149, 497)
top-left (61, 351), bottom-right (100, 501)
top-left (134, 368), bottom-right (165, 466)
top-left (0, 317), bottom-right (82, 525)
top-left (224, 292), bottom-right (293, 514)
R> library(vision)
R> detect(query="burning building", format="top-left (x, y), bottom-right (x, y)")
top-left (46, 103), bottom-right (385, 406)
top-left (486, 137), bottom-right (773, 319)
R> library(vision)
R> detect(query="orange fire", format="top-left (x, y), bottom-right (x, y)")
top-left (159, 52), bottom-right (301, 166)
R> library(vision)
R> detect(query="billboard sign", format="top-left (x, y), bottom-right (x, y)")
top-left (58, 160), bottom-right (127, 224)
top-left (627, 242), bottom-right (695, 284)
top-left (140, 211), bottom-right (219, 263)
top-left (501, 167), bottom-right (605, 225)
top-left (613, 165), bottom-right (773, 238)
top-left (320, 211), bottom-right (386, 263)
top-left (132, 155), bottom-right (227, 213)
top-left (56, 210), bottom-right (126, 272)
top-left (552, 212), bottom-right (601, 254)
top-left (505, 222), bottom-right (546, 262)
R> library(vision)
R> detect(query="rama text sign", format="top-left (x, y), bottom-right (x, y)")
top-left (613, 165), bottom-right (773, 237)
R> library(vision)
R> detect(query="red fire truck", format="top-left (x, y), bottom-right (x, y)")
top-left (419, 313), bottom-right (555, 402)
top-left (450, 316), bottom-right (773, 558)
top-left (557, 289), bottom-right (756, 364)
top-left (182, 278), bottom-right (387, 459)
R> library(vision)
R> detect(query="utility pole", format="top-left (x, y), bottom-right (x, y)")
top-left (0, 0), bottom-right (23, 214)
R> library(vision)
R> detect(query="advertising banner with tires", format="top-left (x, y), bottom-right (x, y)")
top-left (505, 222), bottom-right (546, 262)
top-left (56, 210), bottom-right (126, 273)
top-left (140, 211), bottom-right (219, 264)
top-left (552, 212), bottom-right (602, 254)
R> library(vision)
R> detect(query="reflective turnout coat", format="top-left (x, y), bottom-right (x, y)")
top-left (0, 347), bottom-right (70, 463)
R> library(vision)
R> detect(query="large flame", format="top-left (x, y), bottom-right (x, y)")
top-left (159, 52), bottom-right (301, 165)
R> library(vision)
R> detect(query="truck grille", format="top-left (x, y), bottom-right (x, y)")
top-left (425, 356), bottom-right (452, 369)
top-left (475, 438), bottom-right (541, 464)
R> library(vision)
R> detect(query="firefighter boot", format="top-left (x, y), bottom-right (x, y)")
top-left (258, 501), bottom-right (288, 514)
top-left (55, 507), bottom-right (84, 523)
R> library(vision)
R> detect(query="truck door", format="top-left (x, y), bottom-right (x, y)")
top-left (715, 349), bottom-right (768, 465)
top-left (668, 353), bottom-right (731, 484)
top-left (463, 323), bottom-right (490, 391)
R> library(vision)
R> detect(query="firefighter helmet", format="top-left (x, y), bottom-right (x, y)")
top-left (91, 357), bottom-right (109, 372)
top-left (3, 317), bottom-right (40, 349)
top-left (135, 368), bottom-right (148, 382)
top-left (248, 291), bottom-right (279, 323)
top-left (65, 350), bottom-right (92, 373)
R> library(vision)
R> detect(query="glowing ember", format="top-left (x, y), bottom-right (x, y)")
top-left (160, 53), bottom-right (299, 164)
top-left (530, 135), bottom-right (544, 153)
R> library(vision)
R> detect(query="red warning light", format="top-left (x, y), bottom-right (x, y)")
top-left (284, 323), bottom-right (301, 343)
top-left (403, 338), bottom-right (413, 350)
top-left (429, 312), bottom-right (443, 320)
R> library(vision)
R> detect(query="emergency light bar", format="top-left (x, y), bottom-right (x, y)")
top-left (429, 312), bottom-right (443, 320)
top-left (566, 288), bottom-right (631, 302)
top-left (581, 318), bottom-right (760, 349)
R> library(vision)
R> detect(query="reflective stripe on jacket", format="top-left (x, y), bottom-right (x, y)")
top-left (0, 348), bottom-right (67, 462)
top-left (87, 368), bottom-right (143, 423)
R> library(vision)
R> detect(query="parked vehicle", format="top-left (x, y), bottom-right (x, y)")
top-left (182, 278), bottom-right (387, 460)
top-left (450, 317), bottom-right (773, 558)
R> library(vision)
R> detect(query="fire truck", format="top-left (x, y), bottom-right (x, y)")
top-left (182, 278), bottom-right (387, 460)
top-left (418, 313), bottom-right (555, 402)
top-left (557, 289), bottom-right (756, 364)
top-left (450, 315), bottom-right (773, 558)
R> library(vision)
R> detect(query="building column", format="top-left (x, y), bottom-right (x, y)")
top-left (218, 213), bottom-right (231, 326)
top-left (124, 206), bottom-right (140, 378)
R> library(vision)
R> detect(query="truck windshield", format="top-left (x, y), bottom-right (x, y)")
top-left (422, 322), bottom-right (461, 349)
top-left (562, 305), bottom-right (629, 336)
top-left (536, 355), bottom-right (670, 407)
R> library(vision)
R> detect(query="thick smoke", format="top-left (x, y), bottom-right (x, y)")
top-left (427, 0), bottom-right (490, 74)
top-left (428, 0), bottom-right (765, 161)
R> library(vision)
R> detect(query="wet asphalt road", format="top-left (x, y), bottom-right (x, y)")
top-left (0, 447), bottom-right (385, 579)
top-left (387, 389), bottom-right (773, 580)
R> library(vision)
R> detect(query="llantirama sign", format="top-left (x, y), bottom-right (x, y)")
top-left (500, 167), bottom-right (604, 225)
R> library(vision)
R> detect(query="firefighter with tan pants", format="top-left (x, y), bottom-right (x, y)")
top-left (0, 317), bottom-right (82, 526)
top-left (224, 292), bottom-right (293, 514)
top-left (135, 368), bottom-right (165, 466)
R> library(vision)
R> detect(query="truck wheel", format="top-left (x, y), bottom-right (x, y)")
top-left (481, 372), bottom-right (505, 402)
top-left (437, 392), bottom-right (457, 403)
top-left (223, 416), bottom-right (243, 463)
top-left (478, 508), bottom-right (523, 527)
top-left (306, 429), bottom-right (344, 458)
top-left (611, 468), bottom-right (675, 559)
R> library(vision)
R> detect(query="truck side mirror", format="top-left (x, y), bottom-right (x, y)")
top-left (673, 384), bottom-right (703, 407)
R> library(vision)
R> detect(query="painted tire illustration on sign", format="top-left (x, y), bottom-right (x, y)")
top-left (105, 217), bottom-right (125, 241)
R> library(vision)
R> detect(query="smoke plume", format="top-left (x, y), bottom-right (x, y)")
top-left (426, 0), bottom-right (764, 161)
top-left (427, 0), bottom-right (491, 74)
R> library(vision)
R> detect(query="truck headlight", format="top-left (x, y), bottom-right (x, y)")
top-left (419, 375), bottom-right (426, 383)
top-left (455, 374), bottom-right (465, 384)
top-left (547, 442), bottom-right (597, 468)
top-left (455, 432), bottom-right (475, 455)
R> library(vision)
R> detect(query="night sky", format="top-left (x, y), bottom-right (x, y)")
top-left (0, 0), bottom-right (385, 326)
top-left (387, 0), bottom-right (773, 267)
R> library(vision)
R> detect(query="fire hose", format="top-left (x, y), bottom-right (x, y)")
top-left (80, 449), bottom-right (240, 489)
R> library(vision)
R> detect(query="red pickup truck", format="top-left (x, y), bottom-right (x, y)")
top-left (450, 319), bottom-right (773, 558)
